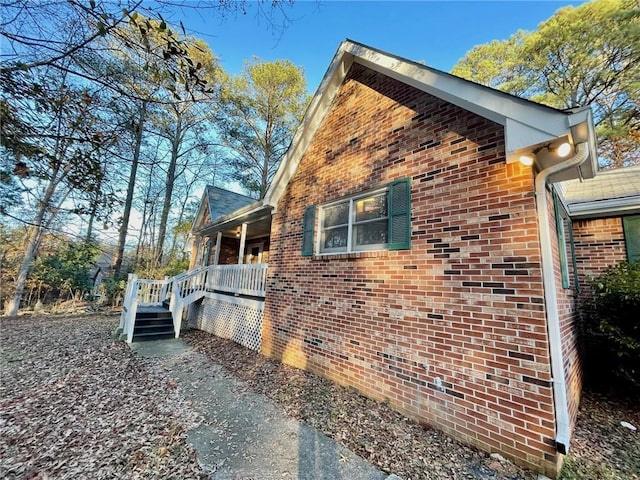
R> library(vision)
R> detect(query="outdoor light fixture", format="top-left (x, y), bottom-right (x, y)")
top-left (519, 154), bottom-right (534, 166)
top-left (236, 226), bottom-right (241, 238)
top-left (556, 142), bottom-right (572, 158)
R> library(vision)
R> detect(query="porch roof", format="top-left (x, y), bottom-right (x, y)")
top-left (559, 165), bottom-right (640, 219)
top-left (193, 186), bottom-right (255, 230)
top-left (195, 201), bottom-right (273, 239)
top-left (206, 186), bottom-right (255, 220)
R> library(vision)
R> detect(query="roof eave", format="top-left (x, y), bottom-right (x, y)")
top-left (567, 196), bottom-right (640, 220)
top-left (190, 188), bottom-right (211, 234)
top-left (264, 39), bottom-right (599, 206)
top-left (195, 201), bottom-right (272, 236)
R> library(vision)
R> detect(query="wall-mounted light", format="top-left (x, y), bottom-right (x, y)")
top-left (236, 226), bottom-right (241, 238)
top-left (556, 142), bottom-right (572, 158)
top-left (519, 154), bottom-right (534, 166)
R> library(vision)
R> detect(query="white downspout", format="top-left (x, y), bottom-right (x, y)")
top-left (534, 142), bottom-right (589, 455)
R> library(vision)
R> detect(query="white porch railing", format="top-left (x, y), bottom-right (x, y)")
top-left (119, 273), bottom-right (139, 344)
top-left (205, 263), bottom-right (268, 297)
top-left (136, 278), bottom-right (170, 305)
top-left (118, 263), bottom-right (268, 343)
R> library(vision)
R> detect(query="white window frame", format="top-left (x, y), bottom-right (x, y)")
top-left (316, 187), bottom-right (389, 255)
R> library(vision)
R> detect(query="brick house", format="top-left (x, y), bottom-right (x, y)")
top-left (562, 165), bottom-right (640, 295)
top-left (182, 40), bottom-right (606, 476)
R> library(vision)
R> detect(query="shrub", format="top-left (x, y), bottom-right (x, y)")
top-left (581, 262), bottom-right (640, 395)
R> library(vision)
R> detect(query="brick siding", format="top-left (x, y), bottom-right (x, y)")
top-left (262, 64), bottom-right (564, 476)
top-left (209, 236), bottom-right (240, 265)
top-left (572, 217), bottom-right (627, 298)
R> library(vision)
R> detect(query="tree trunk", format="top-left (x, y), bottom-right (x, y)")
top-left (85, 202), bottom-right (97, 241)
top-left (112, 102), bottom-right (146, 276)
top-left (5, 167), bottom-right (61, 316)
top-left (5, 224), bottom-right (44, 316)
top-left (155, 117), bottom-right (182, 265)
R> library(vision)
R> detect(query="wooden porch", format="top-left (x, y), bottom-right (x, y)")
top-left (117, 263), bottom-right (268, 343)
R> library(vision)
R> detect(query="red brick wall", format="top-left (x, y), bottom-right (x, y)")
top-left (572, 217), bottom-right (627, 296)
top-left (205, 236), bottom-right (240, 265)
top-left (262, 64), bottom-right (560, 475)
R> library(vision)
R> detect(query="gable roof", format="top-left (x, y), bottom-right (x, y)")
top-left (206, 186), bottom-right (255, 220)
top-left (560, 165), bottom-right (640, 219)
top-left (263, 39), bottom-right (598, 207)
top-left (192, 186), bottom-right (255, 231)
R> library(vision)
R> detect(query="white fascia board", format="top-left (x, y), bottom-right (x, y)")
top-left (198, 203), bottom-right (271, 236)
top-left (567, 196), bottom-right (640, 219)
top-left (190, 188), bottom-right (211, 234)
top-left (264, 47), bottom-right (354, 206)
top-left (503, 118), bottom-right (568, 155)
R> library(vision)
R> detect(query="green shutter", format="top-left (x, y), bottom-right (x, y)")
top-left (568, 217), bottom-right (580, 291)
top-left (388, 178), bottom-right (411, 250)
top-left (553, 191), bottom-right (570, 289)
top-left (623, 215), bottom-right (640, 264)
top-left (302, 205), bottom-right (316, 256)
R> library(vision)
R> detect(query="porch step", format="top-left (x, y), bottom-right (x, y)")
top-left (132, 306), bottom-right (175, 342)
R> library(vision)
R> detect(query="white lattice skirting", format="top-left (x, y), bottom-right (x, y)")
top-left (190, 293), bottom-right (264, 351)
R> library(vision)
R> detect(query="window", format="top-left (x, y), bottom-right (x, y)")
top-left (301, 178), bottom-right (411, 256)
top-left (320, 190), bottom-right (389, 253)
top-left (623, 215), bottom-right (640, 263)
top-left (553, 189), bottom-right (578, 289)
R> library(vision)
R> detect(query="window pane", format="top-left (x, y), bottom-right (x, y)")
top-left (354, 220), bottom-right (387, 247)
top-left (354, 193), bottom-right (387, 222)
top-left (623, 216), bottom-right (640, 263)
top-left (322, 226), bottom-right (348, 250)
top-left (323, 202), bottom-right (349, 227)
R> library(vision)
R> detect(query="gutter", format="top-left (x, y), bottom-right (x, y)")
top-left (534, 142), bottom-right (590, 455)
top-left (567, 196), bottom-right (640, 220)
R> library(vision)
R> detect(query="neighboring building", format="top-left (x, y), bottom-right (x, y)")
top-left (179, 40), bottom-right (611, 477)
top-left (560, 165), bottom-right (640, 296)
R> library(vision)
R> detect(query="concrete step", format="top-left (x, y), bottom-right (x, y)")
top-left (132, 330), bottom-right (175, 341)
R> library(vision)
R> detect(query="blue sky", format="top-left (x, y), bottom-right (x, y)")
top-left (164, 0), bottom-right (587, 93)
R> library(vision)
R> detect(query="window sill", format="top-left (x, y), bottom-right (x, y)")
top-left (312, 250), bottom-right (390, 261)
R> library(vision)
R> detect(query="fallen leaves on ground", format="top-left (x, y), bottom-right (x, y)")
top-left (184, 329), bottom-right (535, 480)
top-left (0, 315), bottom-right (205, 479)
top-left (560, 393), bottom-right (640, 479)
top-left (2, 315), bottom-right (637, 480)
top-left (185, 329), bottom-right (639, 480)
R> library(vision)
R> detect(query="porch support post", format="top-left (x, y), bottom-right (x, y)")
top-left (213, 231), bottom-right (222, 266)
top-left (238, 223), bottom-right (247, 265)
top-left (189, 235), bottom-right (200, 269)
